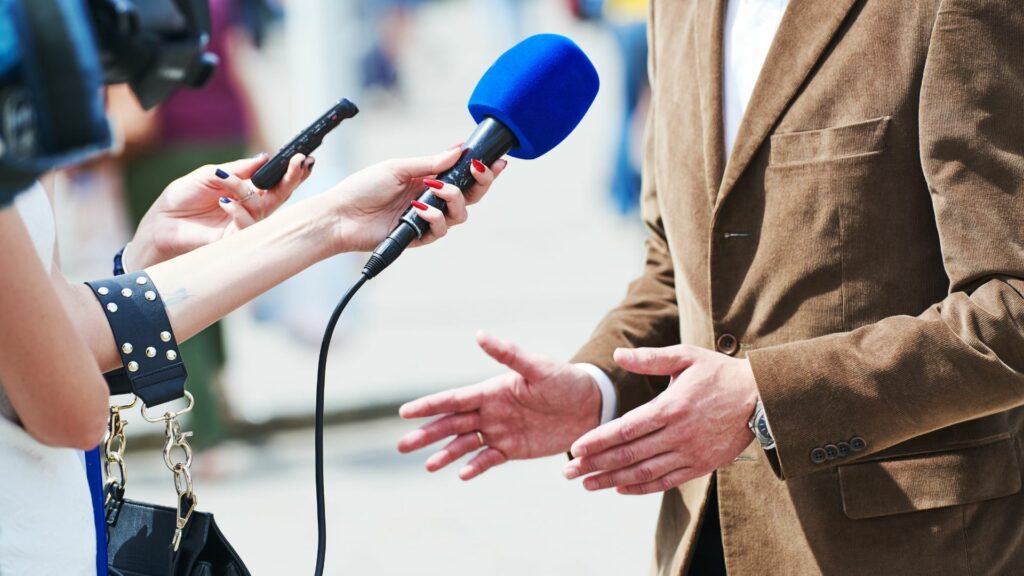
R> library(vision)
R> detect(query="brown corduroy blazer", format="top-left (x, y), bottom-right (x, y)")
top-left (572, 1), bottom-right (1024, 574)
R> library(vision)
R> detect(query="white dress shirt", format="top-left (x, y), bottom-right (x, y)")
top-left (581, 0), bottom-right (790, 423)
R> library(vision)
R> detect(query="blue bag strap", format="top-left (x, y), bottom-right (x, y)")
top-left (86, 248), bottom-right (132, 575)
top-left (86, 446), bottom-right (107, 575)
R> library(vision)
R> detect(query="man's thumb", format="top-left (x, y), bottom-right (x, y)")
top-left (476, 330), bottom-right (549, 382)
top-left (613, 345), bottom-right (702, 376)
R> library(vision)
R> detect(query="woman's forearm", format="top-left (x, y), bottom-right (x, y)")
top-left (149, 195), bottom-right (337, 341)
top-left (63, 195), bottom-right (339, 372)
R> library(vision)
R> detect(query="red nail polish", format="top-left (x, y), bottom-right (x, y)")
top-left (411, 200), bottom-right (430, 211)
top-left (423, 179), bottom-right (444, 190)
top-left (471, 159), bottom-right (485, 172)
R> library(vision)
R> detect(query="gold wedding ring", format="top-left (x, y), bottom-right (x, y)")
top-left (476, 431), bottom-right (486, 447)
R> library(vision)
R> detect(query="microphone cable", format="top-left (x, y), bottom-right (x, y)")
top-left (313, 272), bottom-right (370, 576)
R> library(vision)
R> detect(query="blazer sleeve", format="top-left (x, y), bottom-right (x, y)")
top-left (746, 0), bottom-right (1024, 480)
top-left (572, 4), bottom-right (681, 417)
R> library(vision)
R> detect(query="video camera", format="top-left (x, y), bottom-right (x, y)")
top-left (0, 0), bottom-right (218, 194)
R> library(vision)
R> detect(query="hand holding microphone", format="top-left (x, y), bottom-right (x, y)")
top-left (313, 147), bottom-right (506, 254)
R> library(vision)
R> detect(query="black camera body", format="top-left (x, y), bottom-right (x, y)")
top-left (90, 0), bottom-right (219, 109)
top-left (0, 0), bottom-right (218, 194)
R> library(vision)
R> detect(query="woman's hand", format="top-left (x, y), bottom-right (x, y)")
top-left (323, 146), bottom-right (507, 253)
top-left (129, 152), bottom-right (314, 269)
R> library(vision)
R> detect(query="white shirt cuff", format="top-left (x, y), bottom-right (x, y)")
top-left (575, 363), bottom-right (618, 425)
top-left (120, 241), bottom-right (135, 273)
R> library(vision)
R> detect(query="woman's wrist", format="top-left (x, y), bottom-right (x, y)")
top-left (298, 192), bottom-right (361, 257)
top-left (123, 236), bottom-right (162, 271)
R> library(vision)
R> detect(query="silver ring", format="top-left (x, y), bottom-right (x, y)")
top-left (238, 185), bottom-right (259, 203)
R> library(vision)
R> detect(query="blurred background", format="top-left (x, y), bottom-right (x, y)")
top-left (56, 0), bottom-right (660, 573)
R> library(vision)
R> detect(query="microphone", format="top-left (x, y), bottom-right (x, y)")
top-left (361, 33), bottom-right (600, 279)
top-left (313, 36), bottom-right (598, 575)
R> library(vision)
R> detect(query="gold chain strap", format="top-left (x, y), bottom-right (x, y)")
top-left (147, 391), bottom-right (199, 552)
top-left (102, 396), bottom-right (137, 504)
top-left (105, 391), bottom-right (199, 552)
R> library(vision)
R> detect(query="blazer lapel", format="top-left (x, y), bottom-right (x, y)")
top-left (715, 0), bottom-right (859, 209)
top-left (695, 0), bottom-right (727, 206)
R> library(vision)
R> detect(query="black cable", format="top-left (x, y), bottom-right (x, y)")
top-left (314, 273), bottom-right (370, 576)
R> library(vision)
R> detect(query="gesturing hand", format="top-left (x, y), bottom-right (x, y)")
top-left (397, 332), bottom-right (601, 480)
top-left (131, 152), bottom-right (313, 269)
top-left (563, 345), bottom-right (759, 495)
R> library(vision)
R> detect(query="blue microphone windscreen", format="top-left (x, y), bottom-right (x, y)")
top-left (468, 34), bottom-right (599, 160)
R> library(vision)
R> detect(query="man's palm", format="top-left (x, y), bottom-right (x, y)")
top-left (398, 332), bottom-right (601, 480)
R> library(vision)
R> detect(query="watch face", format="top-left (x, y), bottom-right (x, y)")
top-left (757, 418), bottom-right (768, 437)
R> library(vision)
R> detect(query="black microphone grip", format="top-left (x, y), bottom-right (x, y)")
top-left (363, 117), bottom-right (518, 278)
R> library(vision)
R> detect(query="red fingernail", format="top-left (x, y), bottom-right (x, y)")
top-left (411, 200), bottom-right (430, 211)
top-left (471, 158), bottom-right (485, 172)
top-left (423, 179), bottom-right (443, 190)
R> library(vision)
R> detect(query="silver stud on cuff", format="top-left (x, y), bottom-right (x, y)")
top-left (121, 288), bottom-right (133, 298)
top-left (107, 303), bottom-right (118, 313)
top-left (160, 331), bottom-right (171, 342)
top-left (166, 350), bottom-right (178, 361)
top-left (136, 276), bottom-right (148, 285)
top-left (121, 343), bottom-right (133, 354)
top-left (145, 347), bottom-right (157, 358)
top-left (144, 291), bottom-right (156, 301)
top-left (98, 287), bottom-right (109, 296)
top-left (127, 361), bottom-right (139, 372)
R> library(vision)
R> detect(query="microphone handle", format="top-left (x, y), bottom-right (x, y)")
top-left (362, 117), bottom-right (518, 278)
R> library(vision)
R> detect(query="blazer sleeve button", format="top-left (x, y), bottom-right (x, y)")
top-left (850, 437), bottom-right (867, 452)
top-left (810, 447), bottom-right (828, 464)
top-left (836, 441), bottom-right (851, 458)
top-left (824, 444), bottom-right (839, 460)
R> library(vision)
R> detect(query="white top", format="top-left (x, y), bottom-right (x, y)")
top-left (0, 183), bottom-right (96, 575)
top-left (582, 0), bottom-right (790, 422)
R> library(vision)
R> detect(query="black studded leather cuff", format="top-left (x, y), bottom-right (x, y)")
top-left (85, 271), bottom-right (187, 407)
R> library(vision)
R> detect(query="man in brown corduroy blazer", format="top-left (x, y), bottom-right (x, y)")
top-left (399, 1), bottom-right (1024, 574)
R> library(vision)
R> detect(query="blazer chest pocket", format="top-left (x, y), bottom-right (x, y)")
top-left (769, 116), bottom-right (890, 166)
top-left (838, 435), bottom-right (1022, 520)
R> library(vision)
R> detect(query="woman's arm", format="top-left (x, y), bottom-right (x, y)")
top-left (0, 209), bottom-right (108, 449)
top-left (57, 147), bottom-right (504, 372)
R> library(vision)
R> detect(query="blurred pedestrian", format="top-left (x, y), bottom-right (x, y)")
top-left (360, 0), bottom-right (424, 101)
top-left (114, 0), bottom-right (272, 448)
top-left (604, 0), bottom-right (648, 215)
top-left (569, 0), bottom-right (650, 215)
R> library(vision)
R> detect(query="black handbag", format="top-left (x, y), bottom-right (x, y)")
top-left (106, 497), bottom-right (249, 576)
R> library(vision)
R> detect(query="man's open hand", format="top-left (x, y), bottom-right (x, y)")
top-left (564, 345), bottom-right (759, 495)
top-left (398, 332), bottom-right (601, 480)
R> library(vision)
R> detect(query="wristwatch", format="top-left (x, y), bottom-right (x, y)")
top-left (747, 399), bottom-right (776, 450)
